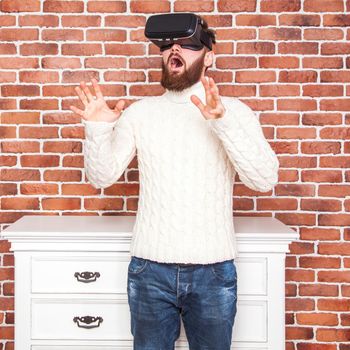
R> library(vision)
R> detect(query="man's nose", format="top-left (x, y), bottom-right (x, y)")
top-left (170, 43), bottom-right (182, 52)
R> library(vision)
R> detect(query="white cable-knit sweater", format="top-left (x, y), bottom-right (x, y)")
top-left (82, 79), bottom-right (279, 264)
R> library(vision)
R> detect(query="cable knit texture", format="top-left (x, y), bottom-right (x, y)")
top-left (82, 79), bottom-right (279, 264)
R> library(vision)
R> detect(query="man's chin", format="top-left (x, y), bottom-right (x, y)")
top-left (169, 67), bottom-right (184, 75)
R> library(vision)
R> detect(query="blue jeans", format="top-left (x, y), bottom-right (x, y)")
top-left (127, 256), bottom-right (238, 350)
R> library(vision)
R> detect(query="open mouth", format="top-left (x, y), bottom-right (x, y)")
top-left (169, 56), bottom-right (184, 71)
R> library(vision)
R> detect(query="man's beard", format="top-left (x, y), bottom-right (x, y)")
top-left (160, 50), bottom-right (206, 92)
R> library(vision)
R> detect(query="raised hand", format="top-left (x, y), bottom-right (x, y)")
top-left (69, 78), bottom-right (125, 123)
top-left (190, 76), bottom-right (226, 120)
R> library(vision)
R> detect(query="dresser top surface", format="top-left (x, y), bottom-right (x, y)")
top-left (1, 215), bottom-right (297, 237)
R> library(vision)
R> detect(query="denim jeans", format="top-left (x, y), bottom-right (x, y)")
top-left (127, 256), bottom-right (238, 350)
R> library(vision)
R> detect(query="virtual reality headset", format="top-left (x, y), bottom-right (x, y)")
top-left (144, 13), bottom-right (213, 52)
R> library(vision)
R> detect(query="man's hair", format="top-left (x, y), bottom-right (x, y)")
top-left (199, 16), bottom-right (216, 49)
top-left (197, 15), bottom-right (216, 72)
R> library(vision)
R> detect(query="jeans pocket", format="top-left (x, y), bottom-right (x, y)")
top-left (211, 259), bottom-right (237, 283)
top-left (128, 256), bottom-right (149, 275)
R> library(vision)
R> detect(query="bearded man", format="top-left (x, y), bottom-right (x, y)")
top-left (70, 12), bottom-right (279, 350)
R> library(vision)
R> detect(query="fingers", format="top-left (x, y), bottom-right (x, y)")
top-left (73, 78), bottom-right (101, 111)
top-left (74, 85), bottom-right (89, 107)
top-left (91, 78), bottom-right (104, 99)
top-left (190, 94), bottom-right (205, 112)
top-left (201, 76), bottom-right (211, 104)
top-left (209, 77), bottom-right (220, 102)
top-left (69, 105), bottom-right (86, 119)
top-left (201, 75), bottom-right (210, 90)
top-left (80, 80), bottom-right (95, 103)
top-left (209, 107), bottom-right (224, 115)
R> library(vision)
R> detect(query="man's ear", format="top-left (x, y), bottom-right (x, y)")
top-left (204, 50), bottom-right (214, 70)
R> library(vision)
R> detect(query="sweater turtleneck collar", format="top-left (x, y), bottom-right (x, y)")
top-left (163, 76), bottom-right (208, 104)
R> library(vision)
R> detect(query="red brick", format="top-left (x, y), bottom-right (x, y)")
top-left (42, 198), bottom-right (81, 210)
top-left (277, 99), bottom-right (317, 111)
top-left (299, 257), bottom-right (341, 269)
top-left (260, 27), bottom-right (301, 40)
top-left (236, 70), bottom-right (276, 83)
top-left (304, 85), bottom-right (344, 97)
top-left (321, 71), bottom-right (350, 82)
top-left (1, 0), bottom-right (40, 12)
top-left (261, 0), bottom-right (300, 12)
top-left (21, 43), bottom-right (59, 56)
top-left (304, 0), bottom-right (344, 12)
top-left (84, 198), bottom-right (124, 210)
top-left (323, 14), bottom-right (350, 27)
top-left (302, 113), bottom-right (342, 125)
top-left (86, 29), bottom-right (126, 41)
top-left (42, 29), bottom-right (84, 41)
top-left (320, 98), bottom-right (350, 111)
top-left (300, 199), bottom-right (341, 212)
top-left (61, 15), bottom-right (101, 27)
top-left (260, 84), bottom-right (299, 96)
top-left (286, 298), bottom-right (315, 311)
top-left (236, 14), bottom-right (276, 26)
top-left (301, 141), bottom-right (341, 154)
top-left (215, 56), bottom-right (257, 69)
top-left (216, 28), bottom-right (255, 40)
top-left (237, 42), bottom-right (275, 54)
top-left (174, 0), bottom-right (214, 12)
top-left (319, 215), bottom-right (350, 227)
top-left (322, 43), bottom-right (350, 55)
top-left (279, 14), bottom-right (320, 26)
top-left (19, 14), bottom-right (59, 27)
top-left (279, 42), bottom-right (319, 55)
top-left (318, 185), bottom-right (350, 198)
top-left (105, 43), bottom-right (145, 55)
top-left (275, 213), bottom-right (316, 226)
top-left (296, 312), bottom-right (338, 326)
top-left (279, 70), bottom-right (317, 83)
top-left (300, 227), bottom-right (340, 241)
top-left (257, 198), bottom-right (297, 210)
top-left (130, 0), bottom-right (170, 13)
top-left (2, 197), bottom-right (40, 210)
top-left (43, 0), bottom-right (84, 13)
top-left (305, 28), bottom-right (343, 41)
top-left (61, 43), bottom-right (102, 56)
top-left (320, 127), bottom-right (350, 140)
top-left (0, 28), bottom-right (38, 41)
top-left (301, 170), bottom-right (342, 183)
top-left (317, 328), bottom-right (350, 342)
top-left (104, 15), bottom-right (146, 27)
top-left (218, 0), bottom-right (256, 12)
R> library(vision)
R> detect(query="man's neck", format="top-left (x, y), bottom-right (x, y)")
top-left (163, 77), bottom-right (208, 104)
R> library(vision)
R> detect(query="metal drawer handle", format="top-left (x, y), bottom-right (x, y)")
top-left (73, 315), bottom-right (103, 329)
top-left (74, 271), bottom-right (100, 283)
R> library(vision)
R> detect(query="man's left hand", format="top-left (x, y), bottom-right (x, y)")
top-left (190, 76), bottom-right (226, 120)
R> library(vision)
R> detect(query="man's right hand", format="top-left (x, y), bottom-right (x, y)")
top-left (69, 78), bottom-right (125, 123)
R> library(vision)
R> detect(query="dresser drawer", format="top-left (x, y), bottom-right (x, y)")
top-left (31, 298), bottom-right (267, 344)
top-left (31, 255), bottom-right (129, 294)
top-left (31, 255), bottom-right (267, 297)
top-left (31, 298), bottom-right (132, 340)
top-left (31, 346), bottom-right (190, 350)
top-left (236, 257), bottom-right (267, 296)
top-left (31, 347), bottom-right (131, 350)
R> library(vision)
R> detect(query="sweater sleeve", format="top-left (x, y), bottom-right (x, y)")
top-left (82, 104), bottom-right (136, 189)
top-left (207, 97), bottom-right (279, 192)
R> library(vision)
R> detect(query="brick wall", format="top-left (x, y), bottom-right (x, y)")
top-left (1, 0), bottom-right (350, 348)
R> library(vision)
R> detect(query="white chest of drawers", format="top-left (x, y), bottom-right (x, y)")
top-left (1, 215), bottom-right (298, 350)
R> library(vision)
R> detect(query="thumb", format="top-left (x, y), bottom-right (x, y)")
top-left (114, 99), bottom-right (126, 114)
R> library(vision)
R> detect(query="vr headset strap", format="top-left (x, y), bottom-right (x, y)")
top-left (200, 30), bottom-right (212, 51)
